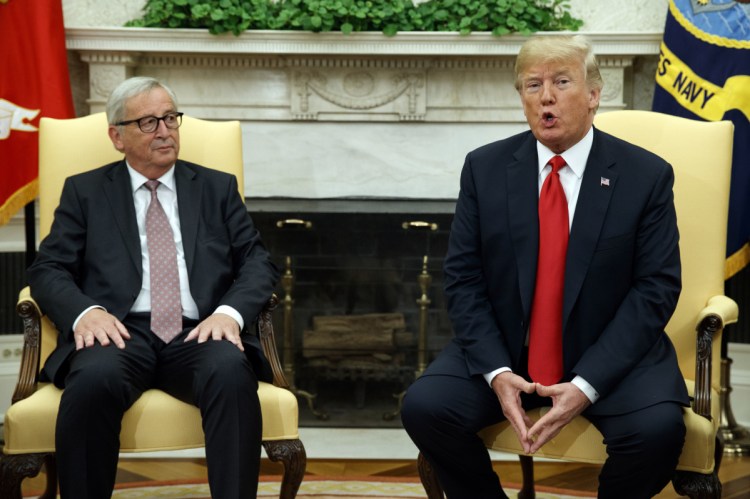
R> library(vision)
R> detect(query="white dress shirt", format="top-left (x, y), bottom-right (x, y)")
top-left (72, 163), bottom-right (243, 332)
top-left (483, 127), bottom-right (600, 404)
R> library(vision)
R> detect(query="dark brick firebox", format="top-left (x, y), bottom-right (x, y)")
top-left (249, 199), bottom-right (455, 427)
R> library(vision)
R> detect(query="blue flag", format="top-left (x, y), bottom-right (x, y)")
top-left (653, 0), bottom-right (750, 278)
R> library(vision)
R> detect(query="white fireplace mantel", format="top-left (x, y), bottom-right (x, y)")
top-left (67, 27), bottom-right (663, 56)
top-left (66, 28), bottom-right (662, 200)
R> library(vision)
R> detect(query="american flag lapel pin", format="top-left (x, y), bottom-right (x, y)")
top-left (600, 177), bottom-right (610, 187)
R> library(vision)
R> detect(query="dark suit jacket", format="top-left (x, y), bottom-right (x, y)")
top-left (426, 127), bottom-right (690, 416)
top-left (28, 159), bottom-right (279, 386)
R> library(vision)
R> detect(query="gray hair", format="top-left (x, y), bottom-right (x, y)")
top-left (514, 34), bottom-right (604, 93)
top-left (105, 76), bottom-right (179, 125)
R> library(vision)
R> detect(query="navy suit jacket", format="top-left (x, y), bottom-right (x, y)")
top-left (427, 127), bottom-right (690, 416)
top-left (28, 159), bottom-right (279, 386)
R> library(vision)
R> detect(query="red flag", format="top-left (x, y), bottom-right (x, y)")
top-left (0, 0), bottom-right (74, 226)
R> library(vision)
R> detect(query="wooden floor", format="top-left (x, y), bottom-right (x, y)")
top-left (18, 453), bottom-right (750, 497)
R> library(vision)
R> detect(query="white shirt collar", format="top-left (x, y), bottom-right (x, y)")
top-left (126, 162), bottom-right (177, 194)
top-left (536, 126), bottom-right (594, 179)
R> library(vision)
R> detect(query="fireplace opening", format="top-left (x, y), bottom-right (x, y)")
top-left (251, 204), bottom-right (455, 427)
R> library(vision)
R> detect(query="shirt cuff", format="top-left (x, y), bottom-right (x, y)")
top-left (484, 367), bottom-right (512, 386)
top-left (571, 375), bottom-right (600, 404)
top-left (72, 305), bottom-right (106, 332)
top-left (214, 305), bottom-right (244, 331)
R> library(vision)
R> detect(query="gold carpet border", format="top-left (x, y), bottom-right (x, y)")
top-left (95, 480), bottom-right (590, 498)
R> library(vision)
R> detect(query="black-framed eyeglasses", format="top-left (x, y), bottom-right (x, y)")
top-left (116, 112), bottom-right (183, 133)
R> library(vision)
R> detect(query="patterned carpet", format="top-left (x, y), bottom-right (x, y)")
top-left (87, 477), bottom-right (593, 499)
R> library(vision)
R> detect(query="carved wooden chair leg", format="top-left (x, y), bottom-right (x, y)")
top-left (672, 434), bottom-right (723, 499)
top-left (672, 470), bottom-right (721, 499)
top-left (417, 452), bottom-right (445, 499)
top-left (263, 439), bottom-right (307, 499)
top-left (0, 452), bottom-right (50, 499)
top-left (518, 455), bottom-right (536, 499)
top-left (41, 454), bottom-right (58, 499)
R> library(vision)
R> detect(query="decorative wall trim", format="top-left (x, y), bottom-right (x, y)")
top-left (0, 334), bottom-right (23, 424)
top-left (728, 342), bottom-right (750, 427)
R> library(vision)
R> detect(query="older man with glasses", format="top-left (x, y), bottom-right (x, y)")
top-left (27, 76), bottom-right (279, 499)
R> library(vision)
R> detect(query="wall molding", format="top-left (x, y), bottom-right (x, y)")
top-left (728, 342), bottom-right (750, 428)
top-left (0, 334), bottom-right (23, 424)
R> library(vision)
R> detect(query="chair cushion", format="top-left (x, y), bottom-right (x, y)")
top-left (3, 382), bottom-right (299, 454)
top-left (479, 380), bottom-right (719, 474)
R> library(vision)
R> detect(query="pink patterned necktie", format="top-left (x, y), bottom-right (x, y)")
top-left (145, 180), bottom-right (183, 343)
top-left (528, 155), bottom-right (568, 385)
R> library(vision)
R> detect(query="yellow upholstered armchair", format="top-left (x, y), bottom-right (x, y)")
top-left (0, 113), bottom-right (306, 498)
top-left (417, 110), bottom-right (738, 499)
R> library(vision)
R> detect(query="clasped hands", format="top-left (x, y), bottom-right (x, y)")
top-left (491, 371), bottom-right (591, 454)
top-left (73, 308), bottom-right (244, 351)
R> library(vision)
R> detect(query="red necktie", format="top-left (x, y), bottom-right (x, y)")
top-left (528, 155), bottom-right (568, 385)
top-left (145, 180), bottom-right (183, 343)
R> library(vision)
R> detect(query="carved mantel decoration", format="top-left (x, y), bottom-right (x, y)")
top-left (291, 62), bottom-right (427, 121)
top-left (66, 28), bottom-right (662, 200)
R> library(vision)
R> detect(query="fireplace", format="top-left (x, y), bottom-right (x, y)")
top-left (250, 201), bottom-right (454, 427)
top-left (60, 27), bottom-right (656, 427)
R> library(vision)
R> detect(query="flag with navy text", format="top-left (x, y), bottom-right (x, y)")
top-left (653, 0), bottom-right (750, 278)
top-left (0, 0), bottom-right (75, 226)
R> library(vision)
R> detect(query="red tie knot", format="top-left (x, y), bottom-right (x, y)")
top-left (549, 155), bottom-right (566, 174)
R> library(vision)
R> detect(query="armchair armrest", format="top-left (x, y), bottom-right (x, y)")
top-left (693, 295), bottom-right (739, 419)
top-left (257, 294), bottom-right (291, 389)
top-left (14, 290), bottom-right (290, 404)
top-left (13, 287), bottom-right (44, 404)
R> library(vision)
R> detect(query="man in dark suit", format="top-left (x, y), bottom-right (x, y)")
top-left (401, 35), bottom-right (690, 498)
top-left (27, 76), bottom-right (278, 499)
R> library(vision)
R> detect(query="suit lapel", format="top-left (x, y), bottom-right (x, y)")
top-left (507, 134), bottom-right (540, 320)
top-left (563, 129), bottom-right (617, 327)
top-left (175, 161), bottom-right (201, 276)
top-left (103, 162), bottom-right (142, 275)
